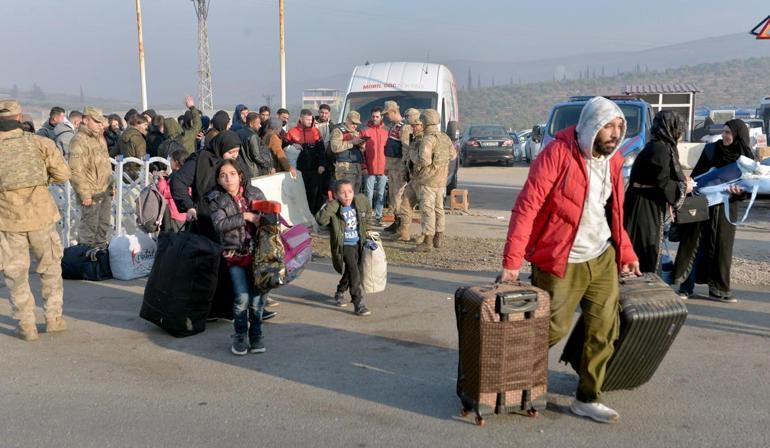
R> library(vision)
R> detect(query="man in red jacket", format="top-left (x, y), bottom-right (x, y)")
top-left (287, 109), bottom-right (326, 214)
top-left (360, 107), bottom-right (389, 224)
top-left (500, 96), bottom-right (640, 424)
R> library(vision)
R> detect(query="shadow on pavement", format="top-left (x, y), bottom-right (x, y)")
top-left (4, 276), bottom-right (581, 422)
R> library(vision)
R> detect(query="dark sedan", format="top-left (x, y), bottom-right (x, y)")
top-left (459, 125), bottom-right (515, 166)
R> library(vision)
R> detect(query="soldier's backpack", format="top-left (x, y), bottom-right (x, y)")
top-left (135, 181), bottom-right (167, 233)
top-left (0, 132), bottom-right (48, 192)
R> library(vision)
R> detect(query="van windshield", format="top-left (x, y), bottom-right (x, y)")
top-left (548, 103), bottom-right (643, 139)
top-left (343, 92), bottom-right (438, 124)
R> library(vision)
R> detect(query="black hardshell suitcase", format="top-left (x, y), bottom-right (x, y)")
top-left (140, 231), bottom-right (221, 337)
top-left (560, 274), bottom-right (688, 391)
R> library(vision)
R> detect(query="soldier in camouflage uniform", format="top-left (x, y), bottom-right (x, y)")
top-left (0, 100), bottom-right (71, 341)
top-left (396, 108), bottom-right (423, 242)
top-left (69, 107), bottom-right (114, 248)
top-left (330, 111), bottom-right (366, 193)
top-left (413, 109), bottom-right (456, 252)
top-left (382, 101), bottom-right (407, 232)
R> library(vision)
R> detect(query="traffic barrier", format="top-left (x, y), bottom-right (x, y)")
top-left (51, 155), bottom-right (170, 247)
top-left (450, 188), bottom-right (470, 212)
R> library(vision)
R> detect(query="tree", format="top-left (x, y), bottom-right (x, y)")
top-left (467, 68), bottom-right (472, 91)
top-left (31, 83), bottom-right (46, 101)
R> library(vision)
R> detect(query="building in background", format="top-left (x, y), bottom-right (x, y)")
top-left (302, 88), bottom-right (344, 118)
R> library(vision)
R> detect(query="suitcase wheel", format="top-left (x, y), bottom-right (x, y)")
top-left (475, 415), bottom-right (485, 427)
top-left (527, 409), bottom-right (539, 418)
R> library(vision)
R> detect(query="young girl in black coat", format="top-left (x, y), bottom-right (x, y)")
top-left (207, 159), bottom-right (268, 355)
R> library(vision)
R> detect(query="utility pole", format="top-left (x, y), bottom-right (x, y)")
top-left (279, 0), bottom-right (287, 108)
top-left (193, 0), bottom-right (214, 114)
top-left (135, 0), bottom-right (148, 111)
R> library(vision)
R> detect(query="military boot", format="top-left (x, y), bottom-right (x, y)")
top-left (415, 236), bottom-right (433, 252)
top-left (384, 217), bottom-right (400, 233)
top-left (433, 232), bottom-right (444, 249)
top-left (45, 316), bottom-right (68, 333)
top-left (397, 223), bottom-right (411, 242)
top-left (17, 324), bottom-right (39, 342)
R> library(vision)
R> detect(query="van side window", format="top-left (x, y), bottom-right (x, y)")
top-left (441, 99), bottom-right (447, 132)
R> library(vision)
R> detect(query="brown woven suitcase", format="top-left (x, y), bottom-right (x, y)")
top-left (455, 282), bottom-right (550, 426)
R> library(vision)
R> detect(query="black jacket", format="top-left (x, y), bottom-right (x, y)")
top-left (628, 139), bottom-right (686, 207)
top-left (146, 126), bottom-right (166, 158)
top-left (105, 129), bottom-right (121, 158)
top-left (206, 185), bottom-right (266, 251)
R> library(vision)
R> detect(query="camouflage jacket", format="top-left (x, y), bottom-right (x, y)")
top-left (414, 125), bottom-right (455, 187)
top-left (69, 125), bottom-right (112, 201)
top-left (0, 129), bottom-right (70, 232)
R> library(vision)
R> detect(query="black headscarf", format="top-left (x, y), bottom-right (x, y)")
top-left (715, 119), bottom-right (755, 166)
top-left (212, 130), bottom-right (241, 157)
top-left (211, 110), bottom-right (230, 132)
top-left (651, 110), bottom-right (685, 181)
top-left (651, 110), bottom-right (683, 147)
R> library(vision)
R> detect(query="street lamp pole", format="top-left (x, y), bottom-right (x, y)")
top-left (135, 0), bottom-right (148, 111)
top-left (279, 0), bottom-right (286, 108)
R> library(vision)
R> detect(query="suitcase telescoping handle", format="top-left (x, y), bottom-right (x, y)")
top-left (495, 291), bottom-right (539, 316)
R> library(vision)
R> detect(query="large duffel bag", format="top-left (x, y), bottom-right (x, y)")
top-left (139, 231), bottom-right (221, 337)
top-left (560, 273), bottom-right (688, 391)
top-left (455, 281), bottom-right (550, 426)
top-left (61, 245), bottom-right (112, 281)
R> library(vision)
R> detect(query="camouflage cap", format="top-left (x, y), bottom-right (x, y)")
top-left (346, 110), bottom-right (361, 125)
top-left (382, 100), bottom-right (399, 114)
top-left (406, 114), bottom-right (422, 125)
top-left (420, 109), bottom-right (440, 126)
top-left (0, 99), bottom-right (21, 118)
top-left (83, 106), bottom-right (106, 123)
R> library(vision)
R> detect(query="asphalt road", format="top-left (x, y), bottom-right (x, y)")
top-left (1, 163), bottom-right (768, 448)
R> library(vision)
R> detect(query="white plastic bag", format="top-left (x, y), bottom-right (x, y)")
top-left (109, 232), bottom-right (156, 280)
top-left (362, 232), bottom-right (387, 294)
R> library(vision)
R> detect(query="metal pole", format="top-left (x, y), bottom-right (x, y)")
top-left (279, 0), bottom-right (286, 108)
top-left (135, 0), bottom-right (148, 111)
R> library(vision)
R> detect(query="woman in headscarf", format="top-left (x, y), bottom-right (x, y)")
top-left (673, 118), bottom-right (755, 302)
top-left (170, 129), bottom-right (248, 320)
top-left (624, 111), bottom-right (693, 273)
top-left (171, 128), bottom-right (242, 235)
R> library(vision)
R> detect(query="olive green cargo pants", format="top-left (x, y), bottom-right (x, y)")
top-left (532, 246), bottom-right (620, 403)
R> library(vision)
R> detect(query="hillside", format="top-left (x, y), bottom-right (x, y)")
top-left (459, 56), bottom-right (770, 130)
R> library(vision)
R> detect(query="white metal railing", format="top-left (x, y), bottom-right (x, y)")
top-left (51, 155), bottom-right (171, 247)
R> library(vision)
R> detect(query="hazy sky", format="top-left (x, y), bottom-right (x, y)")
top-left (2, 0), bottom-right (767, 107)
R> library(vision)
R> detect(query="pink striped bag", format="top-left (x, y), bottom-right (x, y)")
top-left (279, 216), bottom-right (312, 283)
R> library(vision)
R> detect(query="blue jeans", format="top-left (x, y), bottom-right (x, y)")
top-left (228, 265), bottom-right (266, 339)
top-left (365, 174), bottom-right (388, 220)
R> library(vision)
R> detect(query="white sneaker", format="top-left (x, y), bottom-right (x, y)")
top-left (569, 400), bottom-right (620, 424)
